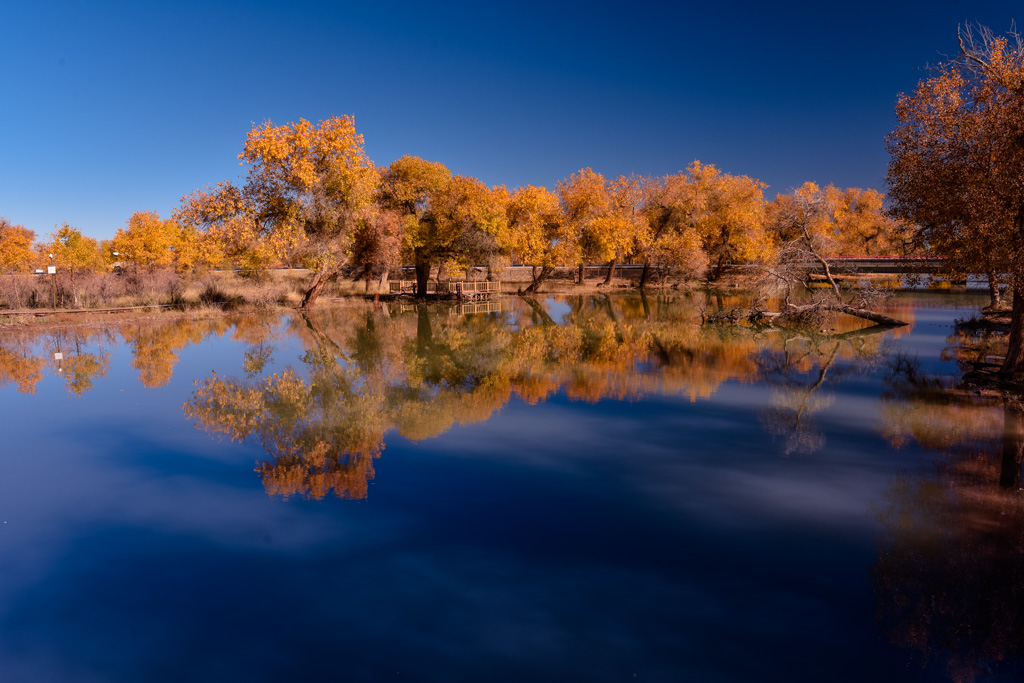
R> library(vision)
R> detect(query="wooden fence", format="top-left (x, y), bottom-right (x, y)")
top-left (388, 280), bottom-right (501, 297)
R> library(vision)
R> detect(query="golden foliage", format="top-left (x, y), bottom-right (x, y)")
top-left (45, 223), bottom-right (105, 273)
top-left (0, 218), bottom-right (36, 274)
top-left (113, 212), bottom-right (180, 270)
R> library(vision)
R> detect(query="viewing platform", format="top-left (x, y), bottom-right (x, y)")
top-left (388, 280), bottom-right (501, 299)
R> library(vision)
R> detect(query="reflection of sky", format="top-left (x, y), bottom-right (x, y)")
top-left (542, 296), bottom-right (571, 324)
top-left (0, 300), bottom-right (1003, 681)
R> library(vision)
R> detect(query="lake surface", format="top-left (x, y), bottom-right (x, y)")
top-left (0, 292), bottom-right (1021, 682)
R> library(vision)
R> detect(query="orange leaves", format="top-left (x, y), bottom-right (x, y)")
top-left (505, 185), bottom-right (566, 266)
top-left (0, 218), bottom-right (36, 274)
top-left (556, 168), bottom-right (645, 266)
top-left (641, 163), bottom-right (765, 278)
top-left (887, 27), bottom-right (1024, 286)
top-left (183, 115), bottom-right (378, 290)
top-left (46, 223), bottom-right (105, 273)
top-left (240, 115), bottom-right (376, 204)
top-left (113, 212), bottom-right (180, 270)
top-left (831, 188), bottom-right (911, 258)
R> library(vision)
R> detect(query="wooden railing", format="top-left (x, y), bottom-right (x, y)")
top-left (388, 280), bottom-right (501, 296)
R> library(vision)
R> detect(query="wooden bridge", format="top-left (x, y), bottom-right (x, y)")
top-left (388, 280), bottom-right (501, 299)
top-left (811, 257), bottom-right (945, 274)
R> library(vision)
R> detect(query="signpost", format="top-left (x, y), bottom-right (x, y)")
top-left (48, 254), bottom-right (56, 309)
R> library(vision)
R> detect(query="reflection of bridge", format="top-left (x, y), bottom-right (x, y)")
top-left (398, 300), bottom-right (505, 316)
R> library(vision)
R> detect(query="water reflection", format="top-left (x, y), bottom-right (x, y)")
top-left (173, 295), bottom-right (902, 500)
top-left (0, 296), bottom-right (927, 502)
top-left (3, 293), bottom-right (1020, 680)
top-left (875, 334), bottom-right (1024, 681)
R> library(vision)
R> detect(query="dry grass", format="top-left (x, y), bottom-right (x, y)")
top-left (0, 269), bottom-right (319, 312)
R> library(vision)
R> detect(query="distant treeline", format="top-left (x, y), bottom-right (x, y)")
top-left (0, 116), bottom-right (912, 308)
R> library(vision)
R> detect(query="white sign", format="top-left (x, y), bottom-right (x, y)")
top-left (53, 352), bottom-right (63, 361)
top-left (47, 266), bottom-right (56, 275)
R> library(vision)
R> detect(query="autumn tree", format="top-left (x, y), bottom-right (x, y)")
top-left (0, 218), bottom-right (36, 274)
top-left (378, 155), bottom-right (452, 295)
top-left (383, 157), bottom-right (507, 295)
top-left (113, 211), bottom-right (179, 270)
top-left (175, 181), bottom-right (278, 275)
top-left (504, 185), bottom-right (571, 293)
top-left (556, 168), bottom-right (610, 283)
top-left (639, 173), bottom-right (708, 287)
top-left (179, 116), bottom-right (377, 307)
top-left (887, 26), bottom-right (1024, 376)
top-left (589, 175), bottom-right (646, 286)
top-left (831, 188), bottom-right (911, 259)
top-left (349, 206), bottom-right (403, 296)
top-left (683, 161), bottom-right (769, 281)
top-left (43, 223), bottom-right (105, 307)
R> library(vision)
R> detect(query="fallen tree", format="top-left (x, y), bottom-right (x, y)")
top-left (709, 183), bottom-right (908, 328)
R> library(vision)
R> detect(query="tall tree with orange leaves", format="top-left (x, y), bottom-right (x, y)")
top-left (179, 116), bottom-right (377, 308)
top-left (888, 25), bottom-right (1024, 376)
top-left (683, 161), bottom-right (768, 281)
top-left (504, 185), bottom-right (571, 293)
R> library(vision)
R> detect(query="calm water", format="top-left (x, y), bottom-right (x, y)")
top-left (0, 293), bottom-right (1020, 682)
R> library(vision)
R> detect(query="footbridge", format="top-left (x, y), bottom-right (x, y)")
top-left (813, 257), bottom-right (944, 274)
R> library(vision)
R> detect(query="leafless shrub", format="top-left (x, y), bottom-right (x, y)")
top-left (0, 275), bottom-right (48, 309)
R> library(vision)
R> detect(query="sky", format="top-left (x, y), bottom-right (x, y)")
top-left (0, 0), bottom-right (1020, 241)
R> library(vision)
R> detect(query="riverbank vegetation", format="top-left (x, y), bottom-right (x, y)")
top-left (0, 122), bottom-right (912, 310)
top-left (1, 25), bottom-right (1022, 372)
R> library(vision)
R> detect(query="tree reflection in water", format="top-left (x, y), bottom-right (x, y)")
top-left (7, 295), bottom-right (1023, 676)
top-left (875, 339), bottom-right (1024, 682)
top-left (181, 294), bottom-right (899, 500)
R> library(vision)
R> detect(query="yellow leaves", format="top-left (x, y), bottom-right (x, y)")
top-left (0, 218), bottom-right (37, 274)
top-left (43, 223), bottom-right (105, 274)
top-left (555, 169), bottom-right (646, 266)
top-left (831, 188), bottom-right (910, 257)
top-left (0, 344), bottom-right (45, 394)
top-left (240, 116), bottom-right (375, 198)
top-left (379, 156), bottom-right (453, 253)
top-left (113, 212), bottom-right (181, 270)
top-left (505, 185), bottom-right (565, 265)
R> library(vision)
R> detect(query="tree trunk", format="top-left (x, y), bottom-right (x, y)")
top-left (378, 268), bottom-right (389, 292)
top-left (578, 264), bottom-right (585, 284)
top-left (71, 268), bottom-right (79, 309)
top-left (775, 302), bottom-right (908, 327)
top-left (601, 259), bottom-right (616, 287)
top-left (639, 262), bottom-right (651, 289)
top-left (415, 256), bottom-right (430, 298)
top-left (999, 281), bottom-right (1024, 377)
top-left (531, 265), bottom-right (539, 284)
top-left (416, 305), bottom-right (432, 357)
top-left (834, 304), bottom-right (908, 327)
top-left (987, 271), bottom-right (1003, 309)
top-left (709, 255), bottom-right (725, 282)
top-left (436, 261), bottom-right (447, 285)
top-left (523, 266), bottom-right (553, 294)
top-left (520, 296), bottom-right (555, 326)
top-left (299, 268), bottom-right (334, 309)
top-left (999, 402), bottom-right (1024, 490)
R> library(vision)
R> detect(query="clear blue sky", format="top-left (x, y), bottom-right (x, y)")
top-left (0, 0), bottom-right (1019, 240)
